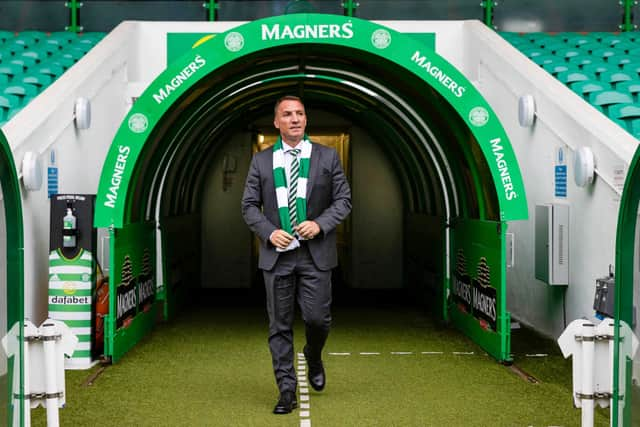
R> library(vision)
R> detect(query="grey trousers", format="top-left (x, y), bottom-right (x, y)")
top-left (263, 243), bottom-right (332, 393)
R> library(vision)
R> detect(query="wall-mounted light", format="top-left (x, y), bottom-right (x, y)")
top-left (74, 97), bottom-right (91, 130)
top-left (518, 94), bottom-right (536, 127)
top-left (574, 146), bottom-right (595, 187)
top-left (22, 151), bottom-right (42, 191)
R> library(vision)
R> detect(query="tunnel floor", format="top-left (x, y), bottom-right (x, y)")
top-left (34, 290), bottom-right (609, 426)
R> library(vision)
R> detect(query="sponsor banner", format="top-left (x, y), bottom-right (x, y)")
top-left (450, 219), bottom-right (506, 360)
top-left (113, 223), bottom-right (156, 330)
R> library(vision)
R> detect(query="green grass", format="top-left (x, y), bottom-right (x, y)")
top-left (28, 294), bottom-right (608, 426)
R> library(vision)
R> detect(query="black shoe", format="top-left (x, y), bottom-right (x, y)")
top-left (273, 391), bottom-right (297, 414)
top-left (304, 346), bottom-right (326, 391)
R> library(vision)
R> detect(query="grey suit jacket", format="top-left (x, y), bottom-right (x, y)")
top-left (241, 142), bottom-right (352, 271)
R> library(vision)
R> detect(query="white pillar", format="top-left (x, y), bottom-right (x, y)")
top-left (41, 321), bottom-right (60, 427)
top-left (581, 322), bottom-right (595, 427)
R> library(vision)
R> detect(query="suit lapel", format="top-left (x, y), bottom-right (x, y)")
top-left (306, 143), bottom-right (320, 200)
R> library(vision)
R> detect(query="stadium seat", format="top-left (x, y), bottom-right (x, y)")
top-left (629, 118), bottom-right (640, 138)
top-left (629, 47), bottom-right (640, 57)
top-left (3, 82), bottom-right (38, 98)
top-left (10, 35), bottom-right (35, 48)
top-left (600, 35), bottom-right (623, 46)
top-left (9, 57), bottom-right (37, 71)
top-left (520, 46), bottom-right (546, 59)
top-left (571, 80), bottom-right (610, 97)
top-left (565, 34), bottom-right (591, 47)
top-left (600, 70), bottom-right (634, 85)
top-left (554, 47), bottom-right (581, 60)
top-left (532, 54), bottom-right (559, 66)
top-left (4, 42), bottom-right (26, 56)
top-left (48, 31), bottom-right (78, 45)
top-left (622, 62), bottom-right (640, 76)
top-left (583, 62), bottom-right (614, 77)
top-left (0, 63), bottom-right (23, 81)
top-left (45, 56), bottom-right (75, 70)
top-left (557, 70), bottom-right (591, 85)
top-left (578, 42), bottom-right (604, 54)
top-left (0, 74), bottom-right (8, 85)
top-left (20, 48), bottom-right (49, 63)
top-left (32, 63), bottom-right (64, 79)
top-left (0, 31), bottom-right (14, 43)
top-left (588, 90), bottom-right (633, 113)
top-left (616, 80), bottom-right (640, 101)
top-left (568, 55), bottom-right (595, 67)
top-left (0, 93), bottom-right (20, 109)
top-left (609, 103), bottom-right (640, 121)
top-left (608, 55), bottom-right (633, 67)
top-left (543, 62), bottom-right (575, 75)
top-left (17, 31), bottom-right (46, 43)
top-left (592, 47), bottom-right (618, 60)
top-left (20, 73), bottom-right (52, 89)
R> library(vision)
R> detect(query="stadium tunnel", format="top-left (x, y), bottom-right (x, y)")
top-left (93, 15), bottom-right (528, 363)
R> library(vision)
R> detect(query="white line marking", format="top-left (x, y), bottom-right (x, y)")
top-left (525, 353), bottom-right (548, 357)
top-left (300, 419), bottom-right (311, 427)
top-left (300, 388), bottom-right (309, 393)
top-left (297, 353), bottom-right (305, 358)
top-left (328, 352), bottom-right (351, 356)
top-left (452, 351), bottom-right (475, 355)
top-left (360, 352), bottom-right (380, 355)
top-left (300, 411), bottom-right (310, 417)
top-left (300, 395), bottom-right (309, 401)
top-left (421, 351), bottom-right (444, 355)
top-left (299, 381), bottom-right (308, 387)
top-left (300, 403), bottom-right (310, 409)
top-left (391, 352), bottom-right (413, 355)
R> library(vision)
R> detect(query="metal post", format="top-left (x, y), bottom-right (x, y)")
top-left (203, 0), bottom-right (219, 21)
top-left (481, 0), bottom-right (497, 29)
top-left (64, 0), bottom-right (82, 33)
top-left (620, 0), bottom-right (638, 32)
top-left (343, 0), bottom-right (358, 17)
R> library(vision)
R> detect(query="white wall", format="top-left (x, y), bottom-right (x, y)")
top-left (462, 21), bottom-right (638, 338)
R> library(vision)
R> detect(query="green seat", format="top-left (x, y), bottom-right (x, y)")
top-left (5, 42), bottom-right (26, 55)
top-left (629, 47), bottom-right (640, 56)
top-left (554, 47), bottom-right (581, 60)
top-left (568, 55), bottom-right (596, 67)
top-left (600, 35), bottom-right (623, 46)
top-left (579, 42), bottom-right (604, 54)
top-left (583, 62), bottom-right (614, 77)
top-left (0, 93), bottom-right (20, 109)
top-left (9, 57), bottom-right (37, 70)
top-left (613, 42), bottom-right (638, 54)
top-left (18, 31), bottom-right (46, 43)
top-left (3, 83), bottom-right (38, 98)
top-left (616, 81), bottom-right (640, 101)
top-left (608, 55), bottom-right (633, 67)
top-left (58, 48), bottom-right (84, 62)
top-left (48, 31), bottom-right (78, 45)
top-left (619, 32), bottom-right (640, 42)
top-left (543, 62), bottom-right (575, 75)
top-left (10, 35), bottom-right (35, 48)
top-left (40, 43), bottom-right (61, 56)
top-left (588, 90), bottom-right (633, 112)
top-left (0, 31), bottom-right (14, 43)
top-left (622, 62), bottom-right (640, 76)
top-left (524, 32), bottom-right (554, 45)
top-left (565, 35), bottom-right (592, 47)
top-left (20, 73), bottom-right (53, 89)
top-left (32, 63), bottom-right (64, 79)
top-left (20, 48), bottom-right (49, 63)
top-left (592, 47), bottom-right (617, 60)
top-left (0, 63), bottom-right (23, 81)
top-left (531, 54), bottom-right (559, 66)
top-left (600, 70), bottom-right (634, 85)
top-left (588, 32), bottom-right (614, 42)
top-left (609, 103), bottom-right (640, 120)
top-left (45, 55), bottom-right (75, 70)
top-left (557, 70), bottom-right (591, 84)
top-left (571, 80), bottom-right (610, 96)
top-left (0, 74), bottom-right (8, 85)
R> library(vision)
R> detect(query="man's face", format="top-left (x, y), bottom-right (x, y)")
top-left (274, 99), bottom-right (307, 145)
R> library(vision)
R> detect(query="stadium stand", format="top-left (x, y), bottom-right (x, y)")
top-left (0, 30), bottom-right (105, 125)
top-left (502, 31), bottom-right (640, 138)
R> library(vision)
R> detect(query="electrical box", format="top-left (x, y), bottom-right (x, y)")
top-left (593, 269), bottom-right (615, 318)
top-left (535, 204), bottom-right (569, 285)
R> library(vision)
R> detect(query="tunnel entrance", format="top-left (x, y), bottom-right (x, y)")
top-left (94, 14), bottom-right (528, 363)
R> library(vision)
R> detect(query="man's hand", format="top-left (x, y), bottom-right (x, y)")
top-left (295, 221), bottom-right (321, 240)
top-left (270, 229), bottom-right (295, 249)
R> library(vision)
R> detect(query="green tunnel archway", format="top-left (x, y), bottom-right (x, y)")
top-left (94, 14), bottom-right (528, 363)
top-left (613, 144), bottom-right (640, 426)
top-left (0, 130), bottom-right (24, 426)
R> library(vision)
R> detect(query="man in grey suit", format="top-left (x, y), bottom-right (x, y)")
top-left (241, 95), bottom-right (352, 414)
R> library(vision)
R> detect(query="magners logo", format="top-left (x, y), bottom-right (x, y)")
top-left (261, 23), bottom-right (354, 41)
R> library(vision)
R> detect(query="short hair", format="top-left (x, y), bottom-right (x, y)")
top-left (274, 95), bottom-right (305, 117)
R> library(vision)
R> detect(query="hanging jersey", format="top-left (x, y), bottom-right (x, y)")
top-left (48, 248), bottom-right (94, 368)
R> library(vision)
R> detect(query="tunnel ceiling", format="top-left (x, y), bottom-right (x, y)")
top-left (95, 14), bottom-right (527, 229)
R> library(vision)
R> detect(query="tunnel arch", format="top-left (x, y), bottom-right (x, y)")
top-left (94, 14), bottom-right (528, 362)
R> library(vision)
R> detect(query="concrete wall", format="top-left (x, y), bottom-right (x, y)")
top-left (462, 21), bottom-right (639, 338)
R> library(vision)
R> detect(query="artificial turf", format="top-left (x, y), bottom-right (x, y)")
top-left (27, 290), bottom-right (609, 426)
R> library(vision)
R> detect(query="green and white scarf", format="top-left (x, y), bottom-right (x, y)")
top-left (273, 136), bottom-right (312, 235)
